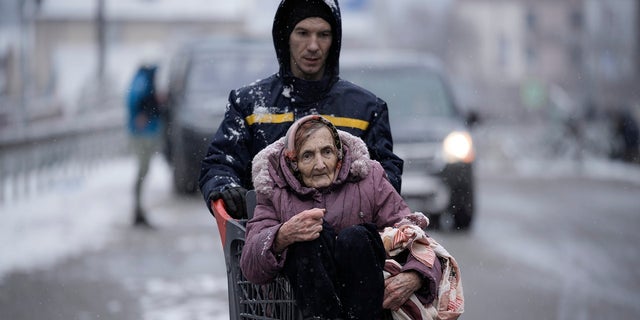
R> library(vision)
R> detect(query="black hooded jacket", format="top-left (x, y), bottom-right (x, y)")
top-left (199, 0), bottom-right (403, 204)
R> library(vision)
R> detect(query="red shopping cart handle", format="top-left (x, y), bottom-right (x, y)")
top-left (212, 199), bottom-right (233, 246)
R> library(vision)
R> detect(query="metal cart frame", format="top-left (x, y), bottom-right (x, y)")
top-left (212, 190), bottom-right (303, 319)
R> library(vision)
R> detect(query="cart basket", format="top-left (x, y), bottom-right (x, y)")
top-left (212, 190), bottom-right (302, 319)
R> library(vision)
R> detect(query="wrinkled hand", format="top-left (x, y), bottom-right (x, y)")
top-left (210, 187), bottom-right (248, 219)
top-left (383, 271), bottom-right (423, 311)
top-left (273, 208), bottom-right (325, 253)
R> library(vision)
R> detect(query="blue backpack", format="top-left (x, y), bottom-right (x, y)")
top-left (128, 65), bottom-right (160, 119)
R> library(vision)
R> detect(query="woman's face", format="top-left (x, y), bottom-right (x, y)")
top-left (296, 127), bottom-right (339, 188)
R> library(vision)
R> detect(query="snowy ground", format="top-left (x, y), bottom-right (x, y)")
top-left (0, 159), bottom-right (210, 265)
top-left (0, 156), bottom-right (155, 280)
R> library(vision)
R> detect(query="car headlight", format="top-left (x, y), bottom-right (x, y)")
top-left (443, 131), bottom-right (474, 163)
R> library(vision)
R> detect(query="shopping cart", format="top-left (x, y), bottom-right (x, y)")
top-left (212, 190), bottom-right (303, 319)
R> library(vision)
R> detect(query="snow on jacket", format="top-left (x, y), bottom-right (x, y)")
top-left (198, 0), bottom-right (403, 206)
top-left (240, 130), bottom-right (441, 304)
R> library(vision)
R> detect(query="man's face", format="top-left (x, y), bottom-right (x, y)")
top-left (289, 17), bottom-right (332, 81)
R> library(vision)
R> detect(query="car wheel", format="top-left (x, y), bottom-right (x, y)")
top-left (450, 183), bottom-right (474, 230)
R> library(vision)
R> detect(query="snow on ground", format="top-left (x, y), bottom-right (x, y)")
top-left (0, 156), bottom-right (170, 280)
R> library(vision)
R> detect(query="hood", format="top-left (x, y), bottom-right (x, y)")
top-left (272, 0), bottom-right (342, 100)
top-left (252, 130), bottom-right (370, 197)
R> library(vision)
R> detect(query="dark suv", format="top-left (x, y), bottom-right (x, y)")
top-left (162, 38), bottom-right (275, 194)
top-left (341, 51), bottom-right (478, 230)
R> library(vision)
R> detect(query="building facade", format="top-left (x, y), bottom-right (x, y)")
top-left (447, 0), bottom-right (637, 119)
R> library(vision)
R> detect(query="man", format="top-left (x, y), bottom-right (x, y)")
top-left (126, 63), bottom-right (163, 228)
top-left (199, 0), bottom-right (403, 219)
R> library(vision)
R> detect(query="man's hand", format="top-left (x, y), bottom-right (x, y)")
top-left (273, 208), bottom-right (325, 253)
top-left (383, 271), bottom-right (423, 311)
top-left (210, 187), bottom-right (248, 219)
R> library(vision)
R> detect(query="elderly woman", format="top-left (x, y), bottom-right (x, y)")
top-left (240, 115), bottom-right (441, 319)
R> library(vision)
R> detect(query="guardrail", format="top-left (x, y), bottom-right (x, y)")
top-left (0, 114), bottom-right (129, 205)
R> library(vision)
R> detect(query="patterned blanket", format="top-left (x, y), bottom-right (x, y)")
top-left (380, 214), bottom-right (464, 320)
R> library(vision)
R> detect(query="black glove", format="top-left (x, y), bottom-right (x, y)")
top-left (211, 187), bottom-right (248, 219)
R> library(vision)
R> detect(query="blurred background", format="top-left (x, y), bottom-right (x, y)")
top-left (1, 0), bottom-right (639, 319)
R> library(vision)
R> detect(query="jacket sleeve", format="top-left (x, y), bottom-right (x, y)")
top-left (369, 161), bottom-right (411, 229)
top-left (240, 193), bottom-right (287, 284)
top-left (365, 98), bottom-right (404, 193)
top-left (198, 90), bottom-right (254, 207)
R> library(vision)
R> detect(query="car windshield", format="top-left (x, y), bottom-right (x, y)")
top-left (186, 50), bottom-right (273, 96)
top-left (342, 66), bottom-right (456, 123)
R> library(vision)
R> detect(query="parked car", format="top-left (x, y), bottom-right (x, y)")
top-left (341, 51), bottom-right (478, 230)
top-left (162, 37), bottom-right (275, 194)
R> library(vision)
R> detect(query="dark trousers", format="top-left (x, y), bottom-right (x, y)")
top-left (283, 222), bottom-right (386, 320)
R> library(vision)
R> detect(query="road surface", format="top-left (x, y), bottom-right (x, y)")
top-left (1, 156), bottom-right (639, 320)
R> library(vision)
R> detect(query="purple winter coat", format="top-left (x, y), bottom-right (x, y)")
top-left (240, 130), bottom-right (442, 304)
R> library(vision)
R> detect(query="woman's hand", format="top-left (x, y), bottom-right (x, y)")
top-left (383, 271), bottom-right (423, 311)
top-left (273, 208), bottom-right (325, 252)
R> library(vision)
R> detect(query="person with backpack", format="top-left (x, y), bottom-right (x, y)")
top-left (126, 63), bottom-right (163, 228)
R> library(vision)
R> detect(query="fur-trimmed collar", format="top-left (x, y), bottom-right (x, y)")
top-left (252, 130), bottom-right (371, 197)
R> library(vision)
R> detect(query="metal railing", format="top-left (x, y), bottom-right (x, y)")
top-left (0, 119), bottom-right (129, 205)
